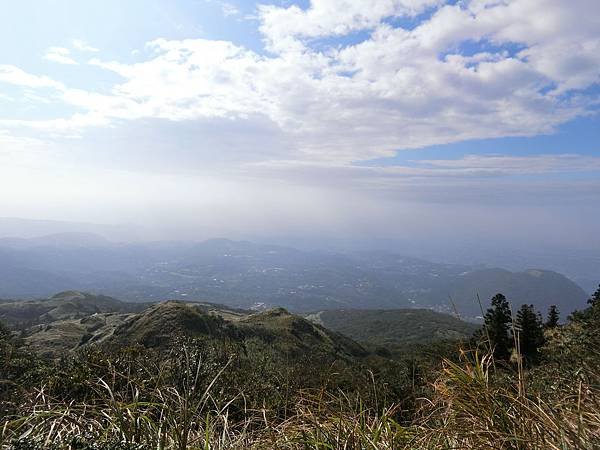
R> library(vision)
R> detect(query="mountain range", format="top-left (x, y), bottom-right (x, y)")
top-left (0, 233), bottom-right (590, 317)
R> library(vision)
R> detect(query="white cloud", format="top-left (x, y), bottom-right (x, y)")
top-left (79, 1), bottom-right (599, 164)
top-left (248, 154), bottom-right (600, 191)
top-left (72, 39), bottom-right (99, 52)
top-left (44, 46), bottom-right (78, 65)
top-left (87, 38), bottom-right (267, 122)
top-left (220, 2), bottom-right (240, 17)
top-left (1, 0), bottom-right (599, 249)
top-left (0, 65), bottom-right (64, 89)
top-left (416, 154), bottom-right (600, 174)
top-left (258, 0), bottom-right (441, 44)
top-left (2, 0), bottom-right (600, 167)
top-left (204, 0), bottom-right (241, 18)
top-left (0, 92), bottom-right (14, 102)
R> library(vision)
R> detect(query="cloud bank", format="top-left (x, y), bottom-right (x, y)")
top-left (0, 0), bottom-right (599, 248)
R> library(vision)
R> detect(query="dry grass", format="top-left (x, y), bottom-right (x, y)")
top-left (412, 350), bottom-right (600, 449)
top-left (2, 345), bottom-right (600, 449)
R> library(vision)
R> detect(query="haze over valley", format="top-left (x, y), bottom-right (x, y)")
top-left (0, 230), bottom-right (589, 318)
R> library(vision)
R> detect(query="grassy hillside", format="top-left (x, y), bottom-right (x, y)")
top-left (0, 291), bottom-right (146, 327)
top-left (21, 312), bottom-right (132, 357)
top-left (82, 301), bottom-right (369, 360)
top-left (307, 308), bottom-right (478, 346)
top-left (2, 287), bottom-right (600, 448)
top-left (109, 301), bottom-right (234, 348)
top-left (237, 307), bottom-right (368, 358)
top-left (7, 293), bottom-right (370, 362)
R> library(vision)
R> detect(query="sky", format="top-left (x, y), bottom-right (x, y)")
top-left (0, 0), bottom-right (599, 252)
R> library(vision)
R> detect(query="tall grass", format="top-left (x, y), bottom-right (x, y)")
top-left (413, 350), bottom-right (600, 449)
top-left (2, 343), bottom-right (600, 449)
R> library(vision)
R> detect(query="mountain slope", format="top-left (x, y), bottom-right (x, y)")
top-left (442, 269), bottom-right (588, 317)
top-left (21, 312), bottom-right (133, 357)
top-left (0, 291), bottom-right (146, 326)
top-left (8, 293), bottom-right (369, 361)
top-left (109, 301), bottom-right (236, 347)
top-left (307, 309), bottom-right (478, 346)
top-left (110, 302), bottom-right (368, 358)
top-left (238, 307), bottom-right (367, 357)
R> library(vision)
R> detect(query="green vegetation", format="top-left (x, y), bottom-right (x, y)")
top-left (1, 288), bottom-right (600, 448)
top-left (515, 304), bottom-right (545, 363)
top-left (0, 291), bottom-right (147, 327)
top-left (305, 308), bottom-right (477, 352)
top-left (483, 293), bottom-right (512, 360)
top-left (545, 305), bottom-right (560, 328)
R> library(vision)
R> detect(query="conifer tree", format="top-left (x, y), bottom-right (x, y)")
top-left (516, 304), bottom-right (545, 363)
top-left (0, 320), bottom-right (9, 341)
top-left (588, 284), bottom-right (600, 322)
top-left (484, 293), bottom-right (512, 360)
top-left (545, 305), bottom-right (560, 328)
top-left (571, 284), bottom-right (600, 326)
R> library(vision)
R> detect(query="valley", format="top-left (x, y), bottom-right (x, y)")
top-left (0, 234), bottom-right (589, 317)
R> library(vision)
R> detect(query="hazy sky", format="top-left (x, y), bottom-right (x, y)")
top-left (1, 0), bottom-right (599, 248)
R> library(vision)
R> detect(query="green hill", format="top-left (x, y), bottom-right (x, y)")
top-left (442, 268), bottom-right (588, 317)
top-left (109, 301), bottom-right (236, 347)
top-left (307, 308), bottom-right (478, 347)
top-left (10, 294), bottom-right (368, 361)
top-left (237, 307), bottom-right (367, 358)
top-left (0, 291), bottom-right (146, 327)
top-left (110, 302), bottom-right (367, 359)
top-left (20, 312), bottom-right (133, 357)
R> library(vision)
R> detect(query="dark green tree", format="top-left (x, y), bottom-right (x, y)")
top-left (588, 284), bottom-right (600, 322)
top-left (568, 284), bottom-right (600, 356)
top-left (516, 304), bottom-right (545, 363)
top-left (545, 305), bottom-right (560, 329)
top-left (570, 284), bottom-right (600, 326)
top-left (484, 293), bottom-right (512, 360)
top-left (0, 320), bottom-right (10, 341)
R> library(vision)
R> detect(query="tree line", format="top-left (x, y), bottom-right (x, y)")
top-left (483, 285), bottom-right (600, 365)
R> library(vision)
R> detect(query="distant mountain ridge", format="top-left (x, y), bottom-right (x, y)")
top-left (0, 232), bottom-right (111, 249)
top-left (0, 234), bottom-right (589, 316)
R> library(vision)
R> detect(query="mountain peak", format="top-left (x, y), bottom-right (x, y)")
top-left (51, 290), bottom-right (87, 300)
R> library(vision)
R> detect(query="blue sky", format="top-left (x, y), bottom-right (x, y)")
top-left (0, 0), bottom-right (599, 248)
top-left (367, 113), bottom-right (600, 165)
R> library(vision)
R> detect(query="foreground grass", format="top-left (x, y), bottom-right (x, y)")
top-left (414, 352), bottom-right (600, 449)
top-left (4, 291), bottom-right (600, 450)
top-left (2, 345), bottom-right (600, 449)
